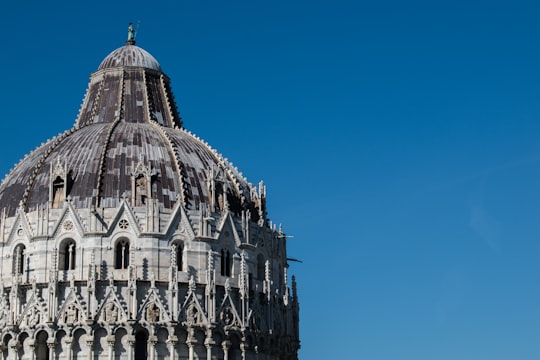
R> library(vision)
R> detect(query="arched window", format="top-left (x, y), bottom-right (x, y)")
top-left (35, 330), bottom-right (49, 360)
top-left (13, 244), bottom-right (26, 275)
top-left (257, 254), bottom-right (265, 281)
top-left (115, 239), bottom-right (130, 269)
top-left (60, 240), bottom-right (76, 270)
top-left (220, 249), bottom-right (232, 277)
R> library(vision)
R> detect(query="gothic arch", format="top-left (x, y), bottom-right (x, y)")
top-left (94, 327), bottom-right (108, 360)
top-left (72, 328), bottom-right (88, 360)
top-left (114, 327), bottom-right (129, 360)
top-left (55, 329), bottom-right (69, 359)
top-left (35, 330), bottom-right (49, 360)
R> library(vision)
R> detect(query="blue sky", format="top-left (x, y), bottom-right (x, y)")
top-left (1, 1), bottom-right (540, 359)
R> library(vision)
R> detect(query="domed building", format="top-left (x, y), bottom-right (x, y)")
top-left (0, 26), bottom-right (300, 360)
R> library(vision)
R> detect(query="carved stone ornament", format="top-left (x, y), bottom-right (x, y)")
top-left (118, 219), bottom-right (129, 230)
top-left (60, 303), bottom-right (82, 326)
top-left (185, 302), bottom-right (201, 327)
top-left (0, 300), bottom-right (7, 328)
top-left (63, 220), bottom-right (74, 231)
top-left (145, 302), bottom-right (160, 323)
top-left (24, 306), bottom-right (42, 328)
top-left (220, 306), bottom-right (234, 327)
top-left (101, 302), bottom-right (119, 323)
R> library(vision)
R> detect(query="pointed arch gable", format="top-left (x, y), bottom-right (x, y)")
top-left (137, 286), bottom-right (171, 324)
top-left (95, 286), bottom-right (129, 324)
top-left (163, 202), bottom-right (195, 241)
top-left (106, 198), bottom-right (142, 236)
top-left (6, 208), bottom-right (34, 245)
top-left (17, 294), bottom-right (47, 329)
top-left (217, 291), bottom-right (244, 330)
top-left (179, 291), bottom-right (208, 326)
top-left (215, 213), bottom-right (242, 247)
top-left (50, 202), bottom-right (86, 239)
top-left (56, 287), bottom-right (87, 325)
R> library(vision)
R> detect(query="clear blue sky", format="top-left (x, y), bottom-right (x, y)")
top-left (1, 1), bottom-right (540, 359)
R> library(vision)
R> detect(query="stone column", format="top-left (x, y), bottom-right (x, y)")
top-left (46, 339), bottom-right (56, 360)
top-left (222, 340), bottom-right (231, 360)
top-left (166, 336), bottom-right (178, 360)
top-left (28, 340), bottom-right (35, 360)
top-left (187, 342), bottom-right (194, 360)
top-left (86, 339), bottom-right (94, 360)
top-left (65, 336), bottom-right (73, 360)
top-left (127, 335), bottom-right (136, 360)
top-left (187, 329), bottom-right (195, 360)
top-left (205, 328), bottom-right (215, 360)
top-left (240, 341), bottom-right (247, 360)
top-left (107, 335), bottom-right (115, 360)
top-left (148, 335), bottom-right (158, 360)
top-left (8, 339), bottom-right (20, 360)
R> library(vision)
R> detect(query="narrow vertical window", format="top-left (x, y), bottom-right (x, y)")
top-left (13, 244), bottom-right (26, 275)
top-left (225, 250), bottom-right (231, 277)
top-left (61, 240), bottom-right (76, 270)
top-left (135, 330), bottom-right (148, 360)
top-left (115, 239), bottom-right (130, 269)
top-left (52, 176), bottom-right (65, 209)
top-left (176, 244), bottom-right (183, 271)
top-left (220, 249), bottom-right (226, 276)
top-left (134, 175), bottom-right (147, 206)
top-left (257, 254), bottom-right (265, 281)
top-left (218, 249), bottom-right (232, 277)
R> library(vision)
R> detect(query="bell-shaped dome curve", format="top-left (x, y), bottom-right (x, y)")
top-left (98, 44), bottom-right (161, 71)
top-left (0, 36), bottom-right (261, 221)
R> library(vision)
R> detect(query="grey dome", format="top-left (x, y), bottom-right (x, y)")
top-left (98, 45), bottom-right (161, 71)
top-left (0, 44), bottom-right (260, 219)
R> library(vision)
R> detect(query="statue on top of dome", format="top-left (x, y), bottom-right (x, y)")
top-left (127, 22), bottom-right (136, 45)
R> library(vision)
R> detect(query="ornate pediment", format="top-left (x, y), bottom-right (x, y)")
top-left (56, 286), bottom-right (87, 326)
top-left (137, 282), bottom-right (170, 324)
top-left (95, 285), bottom-right (129, 325)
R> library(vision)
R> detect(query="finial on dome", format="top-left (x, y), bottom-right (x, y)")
top-left (126, 22), bottom-right (136, 45)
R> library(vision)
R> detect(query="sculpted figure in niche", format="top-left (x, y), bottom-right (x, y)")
top-left (145, 303), bottom-right (160, 323)
top-left (186, 303), bottom-right (201, 326)
top-left (64, 304), bottom-right (79, 325)
top-left (26, 307), bottom-right (40, 327)
top-left (103, 303), bottom-right (118, 323)
top-left (220, 307), bottom-right (234, 327)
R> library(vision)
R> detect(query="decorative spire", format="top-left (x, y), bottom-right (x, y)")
top-left (126, 22), bottom-right (136, 45)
